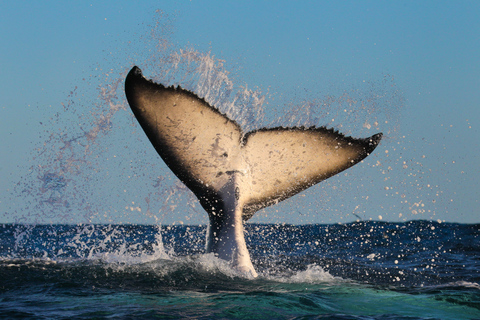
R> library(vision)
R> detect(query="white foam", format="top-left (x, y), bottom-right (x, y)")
top-left (268, 264), bottom-right (340, 284)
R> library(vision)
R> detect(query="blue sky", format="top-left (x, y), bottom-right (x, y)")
top-left (1, 1), bottom-right (479, 225)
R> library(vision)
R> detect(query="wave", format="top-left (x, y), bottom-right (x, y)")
top-left (1, 222), bottom-right (479, 291)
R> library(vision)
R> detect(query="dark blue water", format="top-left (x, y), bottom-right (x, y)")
top-left (1, 221), bottom-right (479, 319)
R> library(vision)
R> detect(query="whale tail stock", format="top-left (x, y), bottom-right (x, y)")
top-left (124, 66), bottom-right (382, 277)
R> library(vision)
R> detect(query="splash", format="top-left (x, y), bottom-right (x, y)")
top-left (6, 224), bottom-right (168, 264)
top-left (145, 48), bottom-right (267, 132)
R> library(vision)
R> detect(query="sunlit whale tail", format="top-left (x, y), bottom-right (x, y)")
top-left (125, 66), bottom-right (382, 277)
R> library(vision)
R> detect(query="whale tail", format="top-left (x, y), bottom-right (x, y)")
top-left (125, 66), bottom-right (382, 277)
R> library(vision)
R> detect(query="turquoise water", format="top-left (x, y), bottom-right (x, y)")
top-left (1, 222), bottom-right (479, 319)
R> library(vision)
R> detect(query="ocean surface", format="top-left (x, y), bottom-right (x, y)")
top-left (1, 221), bottom-right (479, 319)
